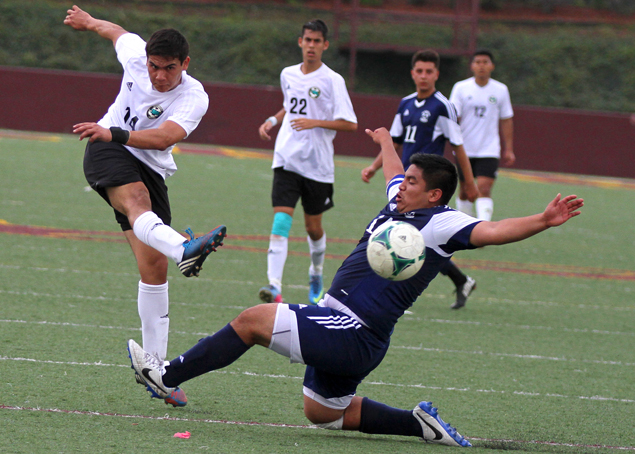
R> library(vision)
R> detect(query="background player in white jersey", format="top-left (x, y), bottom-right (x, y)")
top-left (64, 5), bottom-right (227, 406)
top-left (258, 19), bottom-right (357, 305)
top-left (128, 127), bottom-right (582, 447)
top-left (450, 49), bottom-right (514, 221)
top-left (361, 50), bottom-right (478, 309)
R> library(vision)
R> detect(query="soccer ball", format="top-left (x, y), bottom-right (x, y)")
top-left (366, 221), bottom-right (425, 281)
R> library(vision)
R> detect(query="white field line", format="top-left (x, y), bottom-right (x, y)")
top-left (1, 405), bottom-right (635, 452)
top-left (2, 317), bottom-right (634, 367)
top-left (1, 355), bottom-right (635, 405)
top-left (1, 263), bottom-right (635, 313)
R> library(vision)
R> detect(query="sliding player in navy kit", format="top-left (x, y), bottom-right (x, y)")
top-left (129, 127), bottom-right (582, 446)
top-left (361, 50), bottom-right (478, 309)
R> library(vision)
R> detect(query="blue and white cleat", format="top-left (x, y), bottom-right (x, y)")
top-left (178, 225), bottom-right (227, 277)
top-left (127, 339), bottom-right (174, 400)
top-left (413, 401), bottom-right (472, 447)
top-left (308, 274), bottom-right (324, 305)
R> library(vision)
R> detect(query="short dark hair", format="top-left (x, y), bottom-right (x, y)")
top-left (301, 19), bottom-right (328, 41)
top-left (472, 48), bottom-right (495, 64)
top-left (409, 153), bottom-right (457, 206)
top-left (411, 49), bottom-right (440, 70)
top-left (145, 29), bottom-right (189, 63)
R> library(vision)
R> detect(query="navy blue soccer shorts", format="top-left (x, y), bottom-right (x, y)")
top-left (269, 297), bottom-right (389, 410)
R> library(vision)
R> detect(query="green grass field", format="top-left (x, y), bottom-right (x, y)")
top-left (1, 130), bottom-right (634, 453)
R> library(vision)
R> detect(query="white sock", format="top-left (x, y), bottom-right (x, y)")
top-left (267, 235), bottom-right (288, 291)
top-left (456, 198), bottom-right (474, 216)
top-left (132, 211), bottom-right (186, 263)
top-left (138, 281), bottom-right (169, 361)
top-left (476, 197), bottom-right (494, 221)
top-left (308, 233), bottom-right (326, 276)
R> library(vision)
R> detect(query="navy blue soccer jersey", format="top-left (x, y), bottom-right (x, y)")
top-left (389, 91), bottom-right (463, 169)
top-left (326, 175), bottom-right (480, 340)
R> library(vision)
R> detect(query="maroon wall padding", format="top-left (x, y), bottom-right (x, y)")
top-left (3, 66), bottom-right (633, 178)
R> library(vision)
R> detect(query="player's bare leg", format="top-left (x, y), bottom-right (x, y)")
top-left (305, 213), bottom-right (326, 304)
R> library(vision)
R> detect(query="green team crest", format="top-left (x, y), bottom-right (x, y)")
top-left (488, 96), bottom-right (497, 104)
top-left (308, 87), bottom-right (321, 99)
top-left (147, 105), bottom-right (164, 119)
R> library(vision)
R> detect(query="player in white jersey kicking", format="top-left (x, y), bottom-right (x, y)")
top-left (258, 19), bottom-right (357, 305)
top-left (128, 127), bottom-right (582, 447)
top-left (64, 5), bottom-right (227, 407)
top-left (450, 49), bottom-right (514, 221)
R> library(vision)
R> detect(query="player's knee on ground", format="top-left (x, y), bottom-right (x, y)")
top-left (315, 416), bottom-right (344, 430)
top-left (271, 212), bottom-right (293, 238)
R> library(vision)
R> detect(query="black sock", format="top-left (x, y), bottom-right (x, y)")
top-left (440, 260), bottom-right (467, 287)
top-left (162, 323), bottom-right (250, 387)
top-left (358, 397), bottom-right (423, 437)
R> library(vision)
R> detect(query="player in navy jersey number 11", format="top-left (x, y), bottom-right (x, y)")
top-left (129, 127), bottom-right (582, 447)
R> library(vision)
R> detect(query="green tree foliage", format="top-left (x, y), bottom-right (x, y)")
top-left (2, 1), bottom-right (634, 112)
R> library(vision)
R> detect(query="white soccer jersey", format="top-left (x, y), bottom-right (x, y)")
top-left (98, 33), bottom-right (209, 179)
top-left (272, 63), bottom-right (357, 183)
top-left (449, 77), bottom-right (513, 159)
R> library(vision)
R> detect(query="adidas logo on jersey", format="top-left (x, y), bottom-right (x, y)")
top-left (127, 82), bottom-right (133, 91)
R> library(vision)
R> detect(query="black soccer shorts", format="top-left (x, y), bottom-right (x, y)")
top-left (271, 167), bottom-right (334, 216)
top-left (83, 141), bottom-right (171, 231)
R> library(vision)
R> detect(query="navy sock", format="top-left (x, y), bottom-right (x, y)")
top-left (358, 397), bottom-right (423, 437)
top-left (162, 324), bottom-right (250, 387)
top-left (439, 260), bottom-right (467, 286)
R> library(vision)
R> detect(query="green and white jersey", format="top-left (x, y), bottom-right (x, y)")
top-left (98, 33), bottom-right (209, 179)
top-left (449, 77), bottom-right (513, 159)
top-left (273, 63), bottom-right (357, 183)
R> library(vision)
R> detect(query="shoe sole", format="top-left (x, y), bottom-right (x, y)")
top-left (179, 225), bottom-right (227, 277)
top-left (259, 287), bottom-right (274, 303)
top-left (451, 282), bottom-right (477, 310)
top-left (135, 372), bottom-right (186, 407)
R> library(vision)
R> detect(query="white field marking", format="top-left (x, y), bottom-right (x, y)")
top-left (390, 345), bottom-right (635, 367)
top-left (419, 318), bottom-right (635, 337)
top-left (2, 356), bottom-right (635, 405)
top-left (0, 404), bottom-right (313, 429)
top-left (2, 317), bottom-right (634, 366)
top-left (2, 263), bottom-right (635, 313)
top-left (0, 406), bottom-right (634, 452)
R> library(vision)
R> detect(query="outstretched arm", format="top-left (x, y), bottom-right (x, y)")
top-left (290, 118), bottom-right (357, 132)
top-left (365, 128), bottom-right (404, 185)
top-left (64, 5), bottom-right (127, 46)
top-left (470, 194), bottom-right (583, 247)
top-left (361, 142), bottom-right (402, 183)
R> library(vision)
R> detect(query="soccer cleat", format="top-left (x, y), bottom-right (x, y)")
top-left (451, 276), bottom-right (477, 310)
top-left (308, 274), bottom-right (324, 305)
top-left (164, 387), bottom-right (188, 407)
top-left (259, 285), bottom-right (283, 303)
top-left (127, 339), bottom-right (174, 400)
top-left (178, 225), bottom-right (227, 277)
top-left (413, 401), bottom-right (472, 447)
top-left (134, 372), bottom-right (187, 407)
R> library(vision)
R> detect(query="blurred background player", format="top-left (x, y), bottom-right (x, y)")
top-left (64, 5), bottom-right (226, 406)
top-left (450, 49), bottom-right (514, 221)
top-left (361, 50), bottom-right (477, 309)
top-left (258, 19), bottom-right (357, 305)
